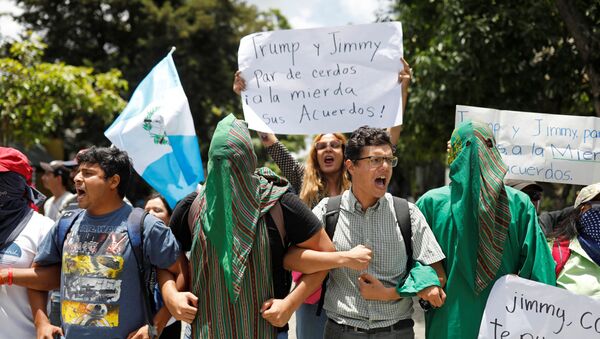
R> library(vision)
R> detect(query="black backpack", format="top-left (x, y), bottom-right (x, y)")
top-left (316, 195), bottom-right (412, 315)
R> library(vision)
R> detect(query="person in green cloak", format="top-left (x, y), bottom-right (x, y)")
top-left (157, 114), bottom-right (372, 339)
top-left (416, 120), bottom-right (556, 338)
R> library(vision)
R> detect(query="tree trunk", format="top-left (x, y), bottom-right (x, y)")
top-left (554, 0), bottom-right (600, 116)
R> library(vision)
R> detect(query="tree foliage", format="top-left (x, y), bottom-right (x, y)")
top-left (14, 0), bottom-right (302, 159)
top-left (387, 0), bottom-right (599, 199)
top-left (0, 35), bottom-right (127, 147)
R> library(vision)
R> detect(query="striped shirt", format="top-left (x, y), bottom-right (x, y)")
top-left (191, 215), bottom-right (278, 339)
top-left (312, 190), bottom-right (445, 330)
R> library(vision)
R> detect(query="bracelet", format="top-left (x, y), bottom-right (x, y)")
top-left (0, 269), bottom-right (4, 285)
top-left (7, 267), bottom-right (13, 286)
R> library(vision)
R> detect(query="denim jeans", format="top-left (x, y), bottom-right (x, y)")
top-left (295, 303), bottom-right (327, 339)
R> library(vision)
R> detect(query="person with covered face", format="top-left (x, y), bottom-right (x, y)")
top-left (0, 147), bottom-right (54, 339)
top-left (548, 183), bottom-right (600, 298)
top-left (233, 59), bottom-right (413, 339)
top-left (159, 115), bottom-right (371, 339)
top-left (416, 121), bottom-right (556, 338)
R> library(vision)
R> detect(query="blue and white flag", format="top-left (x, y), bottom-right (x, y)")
top-left (105, 49), bottom-right (204, 208)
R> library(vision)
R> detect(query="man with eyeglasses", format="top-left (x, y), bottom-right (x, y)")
top-left (287, 126), bottom-right (447, 338)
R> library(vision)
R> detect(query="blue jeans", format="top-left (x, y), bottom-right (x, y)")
top-left (295, 303), bottom-right (327, 339)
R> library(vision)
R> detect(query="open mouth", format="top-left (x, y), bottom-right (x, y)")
top-left (76, 187), bottom-right (86, 200)
top-left (374, 176), bottom-right (387, 188)
top-left (323, 155), bottom-right (335, 165)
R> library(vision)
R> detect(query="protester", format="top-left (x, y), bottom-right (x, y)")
top-left (286, 126), bottom-right (447, 339)
top-left (416, 121), bottom-right (556, 338)
top-left (40, 159), bottom-right (76, 221)
top-left (159, 114), bottom-right (370, 339)
top-left (144, 193), bottom-right (173, 225)
top-left (40, 159), bottom-right (78, 328)
top-left (505, 180), bottom-right (543, 212)
top-left (18, 146), bottom-right (189, 339)
top-left (0, 147), bottom-right (55, 339)
top-left (143, 193), bottom-right (182, 339)
top-left (504, 179), bottom-right (580, 238)
top-left (538, 192), bottom-right (576, 236)
top-left (233, 59), bottom-right (413, 339)
top-left (547, 183), bottom-right (600, 298)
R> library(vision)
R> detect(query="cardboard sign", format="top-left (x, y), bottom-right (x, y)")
top-left (238, 22), bottom-right (404, 134)
top-left (479, 275), bottom-right (600, 338)
top-left (456, 105), bottom-right (600, 185)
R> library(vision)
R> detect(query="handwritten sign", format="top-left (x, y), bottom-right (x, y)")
top-left (237, 22), bottom-right (404, 134)
top-left (456, 105), bottom-right (600, 185)
top-left (479, 276), bottom-right (600, 338)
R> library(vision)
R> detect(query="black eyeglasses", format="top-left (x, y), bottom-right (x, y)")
top-left (315, 140), bottom-right (342, 150)
top-left (354, 156), bottom-right (398, 168)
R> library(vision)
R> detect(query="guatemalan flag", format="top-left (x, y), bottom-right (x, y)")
top-left (105, 48), bottom-right (204, 208)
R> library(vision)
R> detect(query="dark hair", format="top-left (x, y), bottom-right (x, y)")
top-left (345, 126), bottom-right (396, 161)
top-left (548, 208), bottom-right (581, 241)
top-left (546, 206), bottom-right (596, 240)
top-left (76, 147), bottom-right (132, 198)
top-left (145, 192), bottom-right (172, 216)
top-left (54, 168), bottom-right (73, 191)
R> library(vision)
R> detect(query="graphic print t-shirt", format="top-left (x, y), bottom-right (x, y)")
top-left (35, 204), bottom-right (181, 339)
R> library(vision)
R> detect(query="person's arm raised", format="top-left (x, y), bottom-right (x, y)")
top-left (388, 58), bottom-right (412, 145)
top-left (233, 70), bottom-right (280, 148)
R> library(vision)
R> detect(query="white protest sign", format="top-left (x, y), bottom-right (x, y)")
top-left (237, 22), bottom-right (404, 134)
top-left (456, 105), bottom-right (600, 185)
top-left (479, 275), bottom-right (600, 338)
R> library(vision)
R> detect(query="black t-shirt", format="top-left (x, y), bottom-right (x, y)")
top-left (169, 191), bottom-right (197, 252)
top-left (169, 190), bottom-right (322, 299)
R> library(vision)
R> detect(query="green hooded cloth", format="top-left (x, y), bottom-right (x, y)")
top-left (416, 121), bottom-right (556, 339)
top-left (190, 114), bottom-right (289, 338)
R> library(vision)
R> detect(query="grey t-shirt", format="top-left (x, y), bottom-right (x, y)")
top-left (35, 204), bottom-right (180, 339)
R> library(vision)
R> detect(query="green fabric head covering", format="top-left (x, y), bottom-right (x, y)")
top-left (448, 120), bottom-right (511, 294)
top-left (200, 114), bottom-right (289, 302)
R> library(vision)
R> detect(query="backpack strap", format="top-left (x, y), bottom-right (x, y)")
top-left (316, 195), bottom-right (342, 316)
top-left (56, 209), bottom-right (84, 252)
top-left (316, 195), bottom-right (412, 316)
top-left (393, 197), bottom-right (432, 310)
top-left (126, 207), bottom-right (158, 339)
top-left (324, 195), bottom-right (342, 238)
top-left (393, 197), bottom-right (412, 267)
top-left (127, 207), bottom-right (146, 265)
top-left (269, 202), bottom-right (286, 247)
